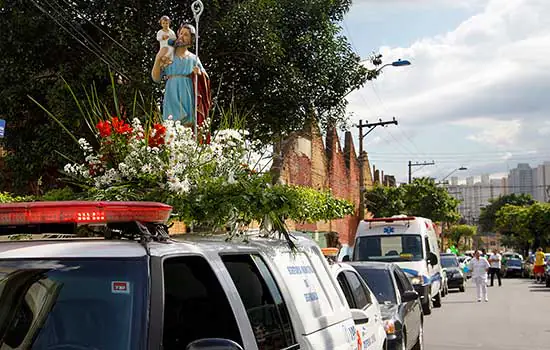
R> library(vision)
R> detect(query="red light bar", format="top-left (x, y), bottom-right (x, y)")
top-left (0, 201), bottom-right (172, 226)
top-left (365, 216), bottom-right (416, 223)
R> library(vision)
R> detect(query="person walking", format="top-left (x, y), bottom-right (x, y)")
top-left (533, 247), bottom-right (546, 283)
top-left (488, 249), bottom-right (502, 287)
top-left (469, 250), bottom-right (490, 302)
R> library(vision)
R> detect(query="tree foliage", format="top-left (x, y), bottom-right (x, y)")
top-left (478, 193), bottom-right (534, 233)
top-left (495, 202), bottom-right (550, 253)
top-left (364, 178), bottom-right (460, 223)
top-left (0, 0), bottom-right (373, 194)
top-left (445, 224), bottom-right (477, 247)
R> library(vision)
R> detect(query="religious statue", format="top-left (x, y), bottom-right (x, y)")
top-left (151, 21), bottom-right (211, 131)
top-left (156, 15), bottom-right (177, 68)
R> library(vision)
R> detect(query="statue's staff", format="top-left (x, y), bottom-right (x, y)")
top-left (191, 0), bottom-right (204, 138)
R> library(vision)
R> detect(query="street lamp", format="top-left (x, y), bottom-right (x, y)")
top-left (440, 166), bottom-right (468, 184)
top-left (376, 59), bottom-right (412, 72)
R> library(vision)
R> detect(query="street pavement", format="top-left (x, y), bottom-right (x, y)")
top-left (424, 277), bottom-right (550, 350)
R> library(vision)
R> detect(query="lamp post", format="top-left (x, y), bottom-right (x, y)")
top-left (375, 59), bottom-right (412, 72)
top-left (356, 58), bottom-right (411, 220)
top-left (440, 166), bottom-right (468, 184)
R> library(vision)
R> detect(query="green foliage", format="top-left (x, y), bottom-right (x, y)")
top-left (0, 192), bottom-right (35, 203)
top-left (445, 224), bottom-right (477, 246)
top-left (364, 178), bottom-right (460, 223)
top-left (495, 202), bottom-right (550, 251)
top-left (478, 193), bottom-right (534, 233)
top-left (364, 185), bottom-right (404, 217)
top-left (0, 0), bottom-right (375, 194)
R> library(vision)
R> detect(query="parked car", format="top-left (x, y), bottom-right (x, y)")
top-left (440, 253), bottom-right (466, 292)
top-left (0, 201), bottom-right (366, 350)
top-left (501, 258), bottom-right (523, 278)
top-left (350, 215), bottom-right (444, 315)
top-left (502, 252), bottom-right (523, 263)
top-left (349, 261), bottom-right (424, 350)
top-left (327, 259), bottom-right (388, 350)
top-left (545, 262), bottom-right (550, 287)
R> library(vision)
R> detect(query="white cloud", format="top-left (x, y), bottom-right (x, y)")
top-left (348, 0), bottom-right (550, 153)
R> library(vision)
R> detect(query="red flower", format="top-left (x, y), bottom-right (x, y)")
top-left (97, 120), bottom-right (112, 137)
top-left (148, 123), bottom-right (167, 148)
top-left (111, 117), bottom-right (133, 135)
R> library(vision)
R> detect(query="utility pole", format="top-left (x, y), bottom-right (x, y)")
top-left (408, 160), bottom-right (435, 184)
top-left (357, 118), bottom-right (398, 220)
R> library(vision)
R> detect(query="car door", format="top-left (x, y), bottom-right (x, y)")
top-left (393, 268), bottom-right (417, 350)
top-left (395, 267), bottom-right (422, 347)
top-left (337, 270), bottom-right (381, 350)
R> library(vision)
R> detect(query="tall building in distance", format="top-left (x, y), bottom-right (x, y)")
top-left (507, 163), bottom-right (533, 196)
top-left (532, 162), bottom-right (550, 202)
top-left (445, 161), bottom-right (550, 227)
top-left (445, 175), bottom-right (506, 226)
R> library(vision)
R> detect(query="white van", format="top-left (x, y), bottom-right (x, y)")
top-left (0, 200), bottom-right (367, 350)
top-left (348, 215), bottom-right (443, 315)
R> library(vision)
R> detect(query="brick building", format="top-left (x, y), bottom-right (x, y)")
top-left (274, 122), bottom-right (374, 246)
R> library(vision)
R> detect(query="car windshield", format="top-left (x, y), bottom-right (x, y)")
top-left (0, 258), bottom-right (148, 350)
top-left (441, 256), bottom-right (459, 268)
top-left (354, 234), bottom-right (424, 262)
top-left (506, 259), bottom-right (522, 267)
top-left (353, 267), bottom-right (397, 304)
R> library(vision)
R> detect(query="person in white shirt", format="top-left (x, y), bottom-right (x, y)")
top-left (488, 249), bottom-right (502, 287)
top-left (469, 250), bottom-right (490, 302)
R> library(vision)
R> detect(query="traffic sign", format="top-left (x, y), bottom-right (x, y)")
top-left (0, 119), bottom-right (5, 138)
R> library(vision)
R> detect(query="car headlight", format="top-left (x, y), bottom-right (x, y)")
top-left (384, 320), bottom-right (396, 335)
top-left (410, 276), bottom-right (422, 285)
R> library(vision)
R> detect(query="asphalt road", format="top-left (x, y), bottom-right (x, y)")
top-left (424, 277), bottom-right (550, 350)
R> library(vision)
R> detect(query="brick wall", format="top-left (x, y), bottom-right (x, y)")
top-left (276, 123), bottom-right (373, 246)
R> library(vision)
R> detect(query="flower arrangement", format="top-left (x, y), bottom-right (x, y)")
top-left (30, 76), bottom-right (354, 238)
top-left (63, 116), bottom-right (264, 199)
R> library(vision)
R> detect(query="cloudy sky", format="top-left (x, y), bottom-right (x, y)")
top-left (344, 0), bottom-right (550, 184)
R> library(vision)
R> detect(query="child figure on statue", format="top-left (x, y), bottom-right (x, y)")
top-left (157, 15), bottom-right (177, 67)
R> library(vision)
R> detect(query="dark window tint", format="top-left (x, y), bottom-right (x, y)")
top-left (222, 254), bottom-right (297, 350)
top-left (337, 273), bottom-right (355, 308)
top-left (344, 271), bottom-right (371, 309)
top-left (393, 271), bottom-right (406, 296)
top-left (0, 258), bottom-right (147, 350)
top-left (395, 268), bottom-right (414, 292)
top-left (441, 256), bottom-right (459, 268)
top-left (354, 267), bottom-right (397, 304)
top-left (354, 235), bottom-right (424, 262)
top-left (425, 237), bottom-right (431, 255)
top-left (163, 256), bottom-right (242, 350)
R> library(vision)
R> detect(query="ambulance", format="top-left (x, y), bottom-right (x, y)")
top-left (348, 215), bottom-right (443, 315)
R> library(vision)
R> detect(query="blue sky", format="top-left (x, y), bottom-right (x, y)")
top-left (343, 0), bottom-right (550, 184)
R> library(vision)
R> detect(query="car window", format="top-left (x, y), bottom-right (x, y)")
top-left (354, 267), bottom-right (397, 304)
top-left (337, 272), bottom-right (355, 309)
top-left (344, 271), bottom-right (372, 309)
top-left (0, 258), bottom-right (147, 350)
top-left (425, 237), bottom-right (431, 255)
top-left (163, 256), bottom-right (243, 350)
top-left (395, 268), bottom-right (414, 291)
top-left (393, 270), bottom-right (406, 296)
top-left (222, 254), bottom-right (297, 349)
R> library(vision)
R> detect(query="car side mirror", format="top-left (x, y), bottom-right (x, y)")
top-left (402, 290), bottom-right (419, 303)
top-left (428, 252), bottom-right (438, 266)
top-left (342, 255), bottom-right (350, 262)
top-left (186, 339), bottom-right (244, 350)
top-left (351, 308), bottom-right (369, 325)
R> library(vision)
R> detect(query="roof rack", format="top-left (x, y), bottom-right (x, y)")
top-left (0, 201), bottom-right (173, 242)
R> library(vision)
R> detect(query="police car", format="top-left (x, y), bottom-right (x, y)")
top-left (322, 248), bottom-right (387, 350)
top-left (0, 201), bottom-right (366, 350)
